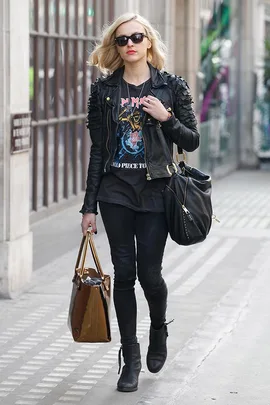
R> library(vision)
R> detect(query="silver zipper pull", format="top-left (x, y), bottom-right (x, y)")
top-left (212, 214), bottom-right (220, 223)
top-left (182, 205), bottom-right (193, 221)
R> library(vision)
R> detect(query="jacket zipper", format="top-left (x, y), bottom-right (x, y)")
top-left (105, 109), bottom-right (119, 172)
top-left (142, 131), bottom-right (152, 180)
top-left (104, 110), bottom-right (111, 172)
top-left (142, 114), bottom-right (152, 180)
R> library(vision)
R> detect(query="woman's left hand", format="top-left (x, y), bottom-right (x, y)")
top-left (141, 95), bottom-right (170, 122)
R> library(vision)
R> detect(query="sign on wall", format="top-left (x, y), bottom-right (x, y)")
top-left (11, 112), bottom-right (31, 154)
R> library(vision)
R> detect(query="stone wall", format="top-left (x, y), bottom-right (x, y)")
top-left (0, 0), bottom-right (33, 298)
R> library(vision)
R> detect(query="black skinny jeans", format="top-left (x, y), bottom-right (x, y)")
top-left (99, 202), bottom-right (168, 345)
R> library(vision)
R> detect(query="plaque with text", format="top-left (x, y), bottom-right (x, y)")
top-left (11, 112), bottom-right (32, 154)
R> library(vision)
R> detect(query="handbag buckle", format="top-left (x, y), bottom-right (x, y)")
top-left (166, 163), bottom-right (178, 176)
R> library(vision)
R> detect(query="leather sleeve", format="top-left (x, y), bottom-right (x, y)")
top-left (161, 76), bottom-right (200, 152)
top-left (80, 80), bottom-right (103, 215)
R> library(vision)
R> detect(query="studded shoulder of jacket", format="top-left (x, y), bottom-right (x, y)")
top-left (162, 71), bottom-right (194, 106)
top-left (161, 71), bottom-right (198, 133)
top-left (86, 78), bottom-right (102, 130)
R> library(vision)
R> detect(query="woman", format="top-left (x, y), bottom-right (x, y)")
top-left (80, 13), bottom-right (200, 392)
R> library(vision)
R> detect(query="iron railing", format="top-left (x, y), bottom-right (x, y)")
top-left (30, 0), bottom-right (114, 217)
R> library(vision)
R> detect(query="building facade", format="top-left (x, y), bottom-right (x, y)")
top-left (253, 1), bottom-right (270, 166)
top-left (199, 0), bottom-right (270, 174)
top-left (0, 0), bottom-right (33, 298)
top-left (29, 0), bottom-right (114, 219)
top-left (199, 0), bottom-right (259, 174)
top-left (199, 0), bottom-right (239, 174)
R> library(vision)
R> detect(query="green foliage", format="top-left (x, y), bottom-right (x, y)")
top-left (264, 39), bottom-right (270, 85)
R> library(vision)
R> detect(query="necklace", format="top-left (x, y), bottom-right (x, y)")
top-left (126, 81), bottom-right (146, 117)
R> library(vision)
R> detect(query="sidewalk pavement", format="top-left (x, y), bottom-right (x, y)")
top-left (31, 168), bottom-right (270, 272)
top-left (0, 169), bottom-right (270, 405)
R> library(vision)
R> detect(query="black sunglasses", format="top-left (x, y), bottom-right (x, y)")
top-left (115, 32), bottom-right (148, 47)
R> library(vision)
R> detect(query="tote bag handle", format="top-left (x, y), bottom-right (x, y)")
top-left (75, 230), bottom-right (105, 280)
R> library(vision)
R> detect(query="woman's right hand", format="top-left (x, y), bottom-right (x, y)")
top-left (81, 213), bottom-right (97, 236)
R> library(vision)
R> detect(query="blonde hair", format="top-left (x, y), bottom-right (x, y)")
top-left (89, 13), bottom-right (167, 75)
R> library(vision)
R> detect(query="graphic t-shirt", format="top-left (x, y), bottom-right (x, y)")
top-left (97, 78), bottom-right (168, 212)
top-left (111, 79), bottom-right (149, 170)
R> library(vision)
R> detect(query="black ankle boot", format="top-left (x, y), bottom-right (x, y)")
top-left (146, 321), bottom-right (172, 373)
top-left (117, 343), bottom-right (141, 392)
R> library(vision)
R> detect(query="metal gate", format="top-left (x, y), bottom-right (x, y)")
top-left (29, 0), bottom-right (114, 219)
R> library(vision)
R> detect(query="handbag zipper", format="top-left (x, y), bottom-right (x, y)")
top-left (181, 204), bottom-right (193, 222)
top-left (166, 185), bottom-right (194, 222)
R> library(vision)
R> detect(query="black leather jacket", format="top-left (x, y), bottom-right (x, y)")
top-left (81, 64), bottom-right (200, 214)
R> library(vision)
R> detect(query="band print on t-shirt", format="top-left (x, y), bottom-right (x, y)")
top-left (98, 79), bottom-right (168, 212)
top-left (112, 94), bottom-right (147, 170)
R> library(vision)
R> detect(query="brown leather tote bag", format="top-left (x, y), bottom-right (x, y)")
top-left (68, 231), bottom-right (111, 342)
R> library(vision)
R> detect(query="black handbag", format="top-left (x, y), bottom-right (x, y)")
top-left (157, 125), bottom-right (213, 246)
